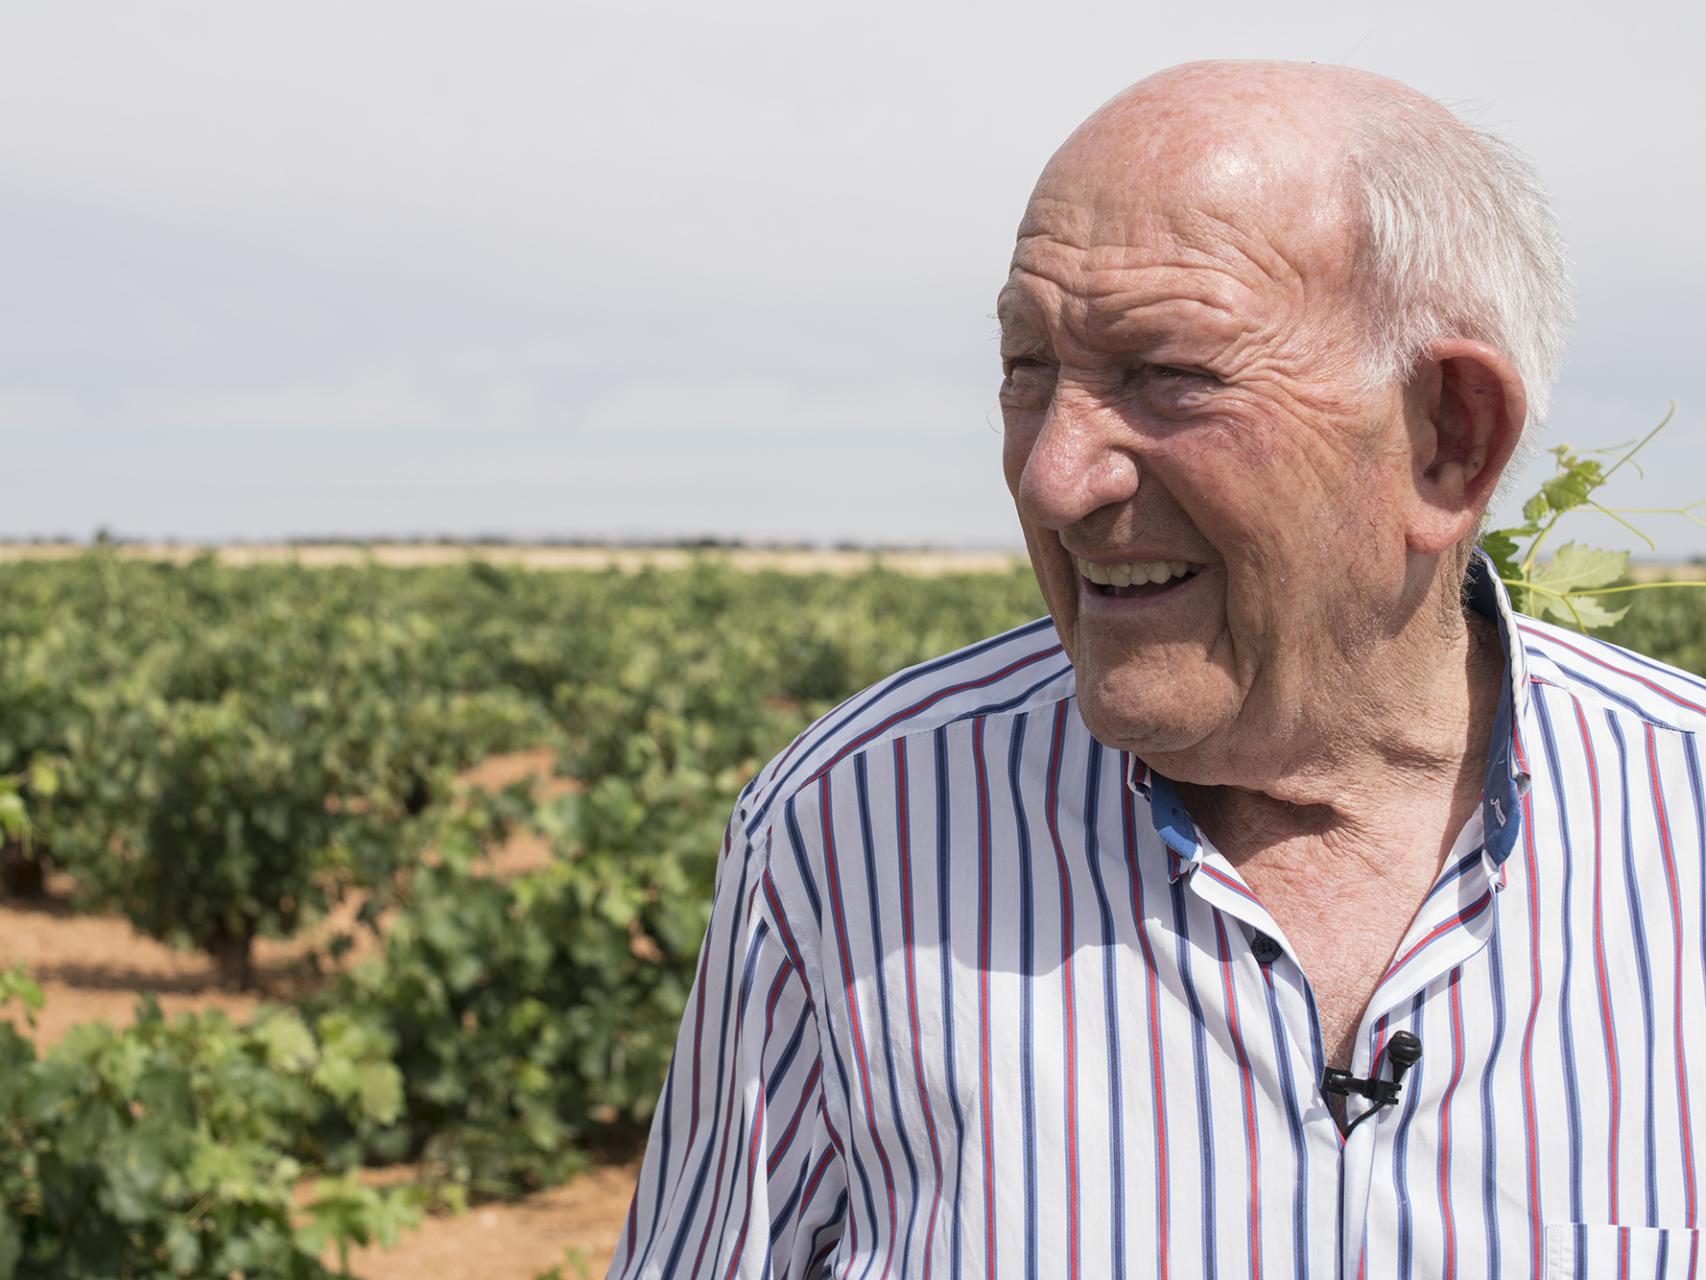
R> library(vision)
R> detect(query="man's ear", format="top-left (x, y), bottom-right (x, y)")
top-left (1405, 338), bottom-right (1528, 556)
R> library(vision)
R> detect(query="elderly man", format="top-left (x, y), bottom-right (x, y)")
top-left (609, 62), bottom-right (1706, 1279)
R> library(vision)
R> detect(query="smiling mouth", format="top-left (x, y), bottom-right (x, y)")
top-left (1074, 556), bottom-right (1205, 599)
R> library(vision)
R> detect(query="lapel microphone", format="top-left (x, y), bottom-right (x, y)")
top-left (1322, 1031), bottom-right (1423, 1135)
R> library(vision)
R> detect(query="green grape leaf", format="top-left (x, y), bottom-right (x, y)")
top-left (355, 1061), bottom-right (404, 1126)
top-left (1540, 459), bottom-right (1605, 514)
top-left (1476, 529), bottom-right (1522, 581)
top-left (1527, 543), bottom-right (1631, 630)
top-left (254, 1010), bottom-right (317, 1073)
top-left (0, 792), bottom-right (25, 839)
top-left (1531, 542), bottom-right (1628, 593)
top-left (1548, 593), bottom-right (1631, 630)
top-left (0, 966), bottom-right (44, 1013)
top-left (26, 758), bottom-right (58, 798)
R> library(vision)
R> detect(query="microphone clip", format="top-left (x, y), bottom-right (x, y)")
top-left (1326, 1031), bottom-right (1424, 1135)
top-left (1321, 1067), bottom-right (1403, 1106)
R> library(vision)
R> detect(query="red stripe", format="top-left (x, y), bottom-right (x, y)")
top-left (1213, 914), bottom-right (1263, 1280)
top-left (763, 959), bottom-right (792, 1036)
top-left (1195, 860), bottom-right (1263, 906)
top-left (892, 738), bottom-right (944, 1280)
top-left (1123, 784), bottom-right (1170, 1280)
top-left (973, 719), bottom-right (1001, 1278)
top-left (768, 1059), bottom-right (824, 1177)
top-left (794, 1145), bottom-right (840, 1264)
top-left (798, 645), bottom-right (1063, 793)
top-left (1573, 699), bottom-right (1622, 1221)
top-left (816, 774), bottom-right (901, 1280)
top-left (1352, 1013), bottom-right (1392, 1275)
top-left (686, 834), bottom-right (736, 1143)
top-left (1377, 890), bottom-right (1494, 986)
top-left (687, 900), bottom-right (768, 1280)
top-left (1513, 729), bottom-right (1546, 1280)
top-left (800, 1143), bottom-right (836, 1209)
top-left (1645, 723), bottom-right (1699, 1228)
top-left (1517, 623), bottom-right (1706, 715)
top-left (719, 1083), bottom-right (770, 1280)
top-left (1043, 702), bottom-right (1082, 1280)
top-left (1437, 973), bottom-right (1466, 1280)
top-left (761, 871), bottom-right (816, 1017)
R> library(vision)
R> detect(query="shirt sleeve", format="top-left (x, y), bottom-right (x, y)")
top-left (607, 812), bottom-right (846, 1280)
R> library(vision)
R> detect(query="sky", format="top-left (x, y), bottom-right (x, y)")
top-left (3, 0), bottom-right (1703, 556)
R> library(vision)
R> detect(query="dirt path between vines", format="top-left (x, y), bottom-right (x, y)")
top-left (0, 748), bottom-right (634, 1280)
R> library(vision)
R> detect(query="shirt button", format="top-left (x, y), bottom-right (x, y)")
top-left (1251, 933), bottom-right (1283, 965)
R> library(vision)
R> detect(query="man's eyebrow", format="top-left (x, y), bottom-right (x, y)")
top-left (994, 286), bottom-right (1044, 339)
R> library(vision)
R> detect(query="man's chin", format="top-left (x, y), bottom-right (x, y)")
top-left (1073, 685), bottom-right (1227, 762)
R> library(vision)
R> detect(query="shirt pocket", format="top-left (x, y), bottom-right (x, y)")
top-left (1544, 1224), bottom-right (1703, 1279)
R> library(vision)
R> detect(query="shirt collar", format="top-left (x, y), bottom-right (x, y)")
top-left (1122, 549), bottom-right (1531, 877)
top-left (1464, 549), bottom-right (1531, 866)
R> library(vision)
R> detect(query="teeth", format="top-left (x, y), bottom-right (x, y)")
top-left (1074, 556), bottom-right (1203, 588)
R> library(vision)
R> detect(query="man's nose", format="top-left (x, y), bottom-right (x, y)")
top-left (1013, 385), bottom-right (1141, 531)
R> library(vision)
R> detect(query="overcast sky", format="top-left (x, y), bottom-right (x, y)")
top-left (4, 0), bottom-right (1703, 555)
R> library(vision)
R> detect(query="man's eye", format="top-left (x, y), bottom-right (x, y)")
top-left (1147, 363), bottom-right (1212, 383)
top-left (1002, 356), bottom-right (1053, 376)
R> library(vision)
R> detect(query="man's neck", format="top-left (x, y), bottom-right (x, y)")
top-left (1167, 602), bottom-right (1506, 883)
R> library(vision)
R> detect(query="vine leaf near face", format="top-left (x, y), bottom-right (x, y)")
top-left (1479, 405), bottom-right (1705, 632)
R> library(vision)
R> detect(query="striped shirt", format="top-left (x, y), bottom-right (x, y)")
top-left (607, 557), bottom-right (1706, 1280)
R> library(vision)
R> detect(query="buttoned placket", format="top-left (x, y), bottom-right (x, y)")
top-left (1123, 708), bottom-right (1530, 1276)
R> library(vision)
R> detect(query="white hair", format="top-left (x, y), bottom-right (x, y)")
top-left (1342, 98), bottom-right (1573, 483)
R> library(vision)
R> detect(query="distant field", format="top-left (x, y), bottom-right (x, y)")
top-left (0, 540), bottom-right (1027, 575)
top-left (3, 540), bottom-right (1698, 580)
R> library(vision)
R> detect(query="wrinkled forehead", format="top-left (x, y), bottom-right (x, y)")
top-left (1014, 91), bottom-right (1360, 289)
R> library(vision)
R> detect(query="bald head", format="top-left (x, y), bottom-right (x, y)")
top-left (1044, 61), bottom-right (1462, 203)
top-left (1023, 60), bottom-right (1570, 430)
top-left (1027, 63), bottom-right (1465, 323)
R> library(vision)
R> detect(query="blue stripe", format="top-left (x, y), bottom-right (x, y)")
top-left (1080, 743), bottom-right (1127, 1280)
top-left (1479, 893), bottom-right (1507, 1280)
top-left (1605, 710), bottom-right (1661, 1226)
top-left (784, 798), bottom-right (824, 926)
top-left (1258, 967), bottom-right (1308, 1280)
top-left (770, 1146), bottom-right (814, 1245)
top-left (949, 662), bottom-right (1076, 726)
top-left (1417, 843), bottom-right (1491, 911)
top-left (785, 792), bottom-right (884, 1280)
top-left (644, 1047), bottom-right (678, 1264)
top-left (852, 751), bottom-right (923, 1274)
top-left (1393, 993), bottom-right (1427, 1280)
top-left (1532, 686), bottom-right (1586, 1222)
top-left (1119, 780), bottom-right (1171, 1278)
top-left (649, 856), bottom-right (756, 1278)
top-left (1169, 878), bottom-right (1217, 1280)
top-left (1302, 984), bottom-right (1328, 1091)
top-left (807, 1189), bottom-right (851, 1275)
top-left (935, 726), bottom-right (968, 1280)
top-left (745, 617), bottom-right (1058, 836)
top-left (1528, 626), bottom-right (1706, 701)
top-left (1538, 661), bottom-right (1687, 732)
top-left (1687, 735), bottom-right (1706, 1010)
top-left (705, 920), bottom-right (774, 1275)
top-left (1008, 712), bottom-right (1040, 1280)
top-left (767, 1005), bottom-right (810, 1104)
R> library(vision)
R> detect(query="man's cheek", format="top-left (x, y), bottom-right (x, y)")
top-left (1000, 417), bottom-right (1042, 496)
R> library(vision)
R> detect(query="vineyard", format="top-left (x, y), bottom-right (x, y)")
top-left (0, 550), bottom-right (1701, 1277)
top-left (0, 551), bottom-right (1050, 1278)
